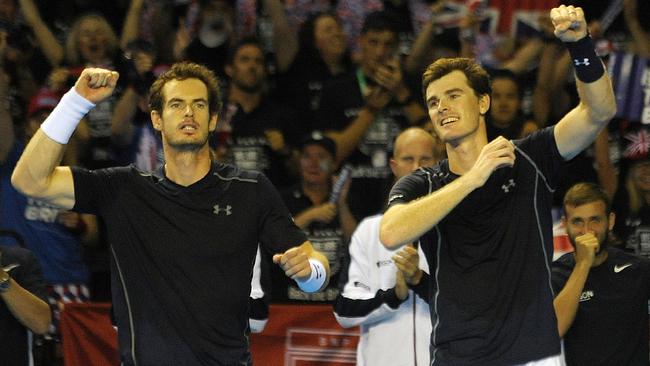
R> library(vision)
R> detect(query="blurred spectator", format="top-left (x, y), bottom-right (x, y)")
top-left (316, 10), bottom-right (428, 221)
top-left (613, 153), bottom-right (650, 256)
top-left (112, 39), bottom-right (167, 172)
top-left (267, 133), bottom-right (356, 303)
top-left (174, 0), bottom-right (236, 80)
top-left (211, 38), bottom-right (298, 188)
top-left (0, 244), bottom-right (51, 366)
top-left (272, 9), bottom-right (354, 132)
top-left (0, 76), bottom-right (97, 365)
top-left (486, 69), bottom-right (538, 141)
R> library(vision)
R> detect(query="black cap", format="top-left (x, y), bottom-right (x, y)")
top-left (300, 131), bottom-right (336, 158)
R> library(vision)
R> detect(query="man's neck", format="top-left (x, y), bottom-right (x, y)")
top-left (592, 250), bottom-right (609, 267)
top-left (229, 86), bottom-right (262, 113)
top-left (163, 146), bottom-right (212, 187)
top-left (302, 181), bottom-right (329, 205)
top-left (446, 125), bottom-right (489, 175)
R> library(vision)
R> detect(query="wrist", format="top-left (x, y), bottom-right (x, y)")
top-left (0, 271), bottom-right (11, 293)
top-left (296, 259), bottom-right (327, 293)
top-left (564, 35), bottom-right (604, 83)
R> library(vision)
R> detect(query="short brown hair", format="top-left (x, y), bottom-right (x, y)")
top-left (148, 62), bottom-right (222, 115)
top-left (421, 58), bottom-right (491, 98)
top-left (563, 182), bottom-right (612, 214)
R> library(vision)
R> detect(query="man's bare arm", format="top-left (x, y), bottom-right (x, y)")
top-left (11, 69), bottom-right (119, 209)
top-left (550, 6), bottom-right (616, 161)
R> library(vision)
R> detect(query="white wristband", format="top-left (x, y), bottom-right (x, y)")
top-left (40, 88), bottom-right (96, 144)
top-left (296, 259), bottom-right (326, 293)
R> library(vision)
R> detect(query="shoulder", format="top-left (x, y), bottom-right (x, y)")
top-left (213, 163), bottom-right (262, 184)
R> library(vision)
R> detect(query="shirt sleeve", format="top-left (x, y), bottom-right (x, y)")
top-left (513, 126), bottom-right (565, 189)
top-left (71, 166), bottom-right (128, 215)
top-left (550, 255), bottom-right (572, 296)
top-left (256, 173), bottom-right (308, 254)
top-left (387, 168), bottom-right (437, 208)
top-left (333, 218), bottom-right (404, 328)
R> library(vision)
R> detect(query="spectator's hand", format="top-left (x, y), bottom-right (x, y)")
top-left (264, 129), bottom-right (287, 154)
top-left (48, 67), bottom-right (71, 92)
top-left (365, 86), bottom-right (392, 112)
top-left (465, 136), bottom-right (515, 189)
top-left (374, 57), bottom-right (404, 95)
top-left (273, 246), bottom-right (311, 281)
top-left (306, 202), bottom-right (337, 224)
top-left (393, 244), bottom-right (423, 286)
top-left (132, 51), bottom-right (154, 76)
top-left (550, 5), bottom-right (587, 42)
top-left (57, 211), bottom-right (80, 229)
top-left (395, 268), bottom-right (409, 300)
top-left (74, 68), bottom-right (119, 104)
top-left (574, 232), bottom-right (598, 267)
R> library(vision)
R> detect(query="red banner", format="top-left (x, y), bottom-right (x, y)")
top-left (251, 304), bottom-right (359, 365)
top-left (60, 303), bottom-right (358, 366)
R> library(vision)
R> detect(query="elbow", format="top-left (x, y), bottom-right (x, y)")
top-left (10, 169), bottom-right (39, 198)
top-left (32, 311), bottom-right (52, 335)
top-left (595, 100), bottom-right (617, 123)
top-left (379, 221), bottom-right (400, 249)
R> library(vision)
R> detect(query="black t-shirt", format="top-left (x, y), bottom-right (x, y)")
top-left (71, 162), bottom-right (306, 366)
top-left (0, 245), bottom-right (48, 366)
top-left (266, 185), bottom-right (345, 303)
top-left (552, 248), bottom-right (650, 366)
top-left (388, 127), bottom-right (563, 366)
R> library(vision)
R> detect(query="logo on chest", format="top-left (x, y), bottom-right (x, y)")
top-left (213, 204), bottom-right (232, 216)
top-left (579, 290), bottom-right (594, 302)
top-left (501, 179), bottom-right (516, 193)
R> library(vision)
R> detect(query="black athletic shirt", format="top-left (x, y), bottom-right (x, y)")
top-left (72, 162), bottom-right (307, 366)
top-left (387, 127), bottom-right (563, 366)
top-left (552, 247), bottom-right (650, 366)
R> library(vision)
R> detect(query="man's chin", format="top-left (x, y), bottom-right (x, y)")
top-left (169, 140), bottom-right (207, 152)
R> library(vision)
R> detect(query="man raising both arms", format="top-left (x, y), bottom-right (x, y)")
top-left (380, 5), bottom-right (616, 366)
top-left (11, 62), bottom-right (330, 366)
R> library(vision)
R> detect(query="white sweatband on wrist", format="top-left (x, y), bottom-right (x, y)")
top-left (40, 88), bottom-right (96, 144)
top-left (296, 259), bottom-right (326, 293)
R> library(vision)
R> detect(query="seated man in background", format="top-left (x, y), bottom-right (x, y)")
top-left (0, 243), bottom-right (51, 366)
top-left (552, 182), bottom-right (650, 366)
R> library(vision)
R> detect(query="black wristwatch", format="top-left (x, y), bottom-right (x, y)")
top-left (0, 272), bottom-right (11, 293)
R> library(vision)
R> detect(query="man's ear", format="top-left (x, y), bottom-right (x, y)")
top-left (209, 113), bottom-right (218, 132)
top-left (479, 94), bottom-right (490, 115)
top-left (608, 212), bottom-right (616, 231)
top-left (151, 110), bottom-right (162, 132)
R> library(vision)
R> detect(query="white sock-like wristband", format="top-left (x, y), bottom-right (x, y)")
top-left (296, 259), bottom-right (326, 293)
top-left (40, 88), bottom-right (96, 144)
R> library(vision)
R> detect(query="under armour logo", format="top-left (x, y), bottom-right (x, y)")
top-left (501, 179), bottom-right (516, 193)
top-left (574, 58), bottom-right (590, 66)
top-left (213, 204), bottom-right (232, 216)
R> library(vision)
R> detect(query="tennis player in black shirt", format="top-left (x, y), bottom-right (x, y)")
top-left (11, 62), bottom-right (330, 366)
top-left (380, 5), bottom-right (616, 366)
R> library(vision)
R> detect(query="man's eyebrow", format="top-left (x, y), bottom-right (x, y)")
top-left (427, 88), bottom-right (465, 103)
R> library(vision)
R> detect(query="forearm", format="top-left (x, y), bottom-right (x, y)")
top-left (327, 108), bottom-right (375, 163)
top-left (502, 38), bottom-right (544, 75)
top-left (338, 202), bottom-right (357, 241)
top-left (2, 279), bottom-right (51, 334)
top-left (263, 0), bottom-right (297, 73)
top-left (553, 262), bottom-right (590, 337)
top-left (293, 210), bottom-right (314, 230)
top-left (111, 88), bottom-right (139, 145)
top-left (120, 0), bottom-right (144, 50)
top-left (12, 130), bottom-right (67, 196)
top-left (20, 0), bottom-right (64, 67)
top-left (380, 175), bottom-right (477, 248)
top-left (404, 20), bottom-right (436, 75)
